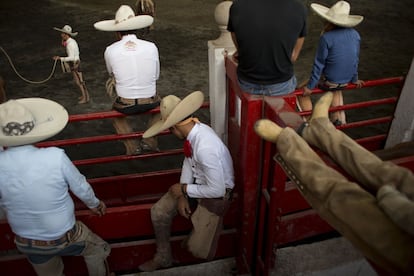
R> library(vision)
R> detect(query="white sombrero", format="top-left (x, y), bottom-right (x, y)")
top-left (0, 98), bottom-right (69, 147)
top-left (143, 91), bottom-right (204, 138)
top-left (53, 25), bottom-right (78, 36)
top-left (311, 1), bottom-right (363, 28)
top-left (94, 5), bottom-right (154, 32)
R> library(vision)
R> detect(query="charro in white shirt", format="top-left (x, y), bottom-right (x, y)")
top-left (104, 34), bottom-right (160, 99)
top-left (60, 37), bottom-right (80, 62)
top-left (181, 123), bottom-right (235, 198)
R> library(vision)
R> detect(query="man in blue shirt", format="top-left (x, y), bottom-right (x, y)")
top-left (298, 1), bottom-right (365, 125)
top-left (0, 98), bottom-right (111, 276)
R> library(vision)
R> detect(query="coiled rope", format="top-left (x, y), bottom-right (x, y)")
top-left (0, 46), bottom-right (58, 84)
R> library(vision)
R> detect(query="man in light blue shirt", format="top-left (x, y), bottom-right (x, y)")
top-left (0, 98), bottom-right (111, 276)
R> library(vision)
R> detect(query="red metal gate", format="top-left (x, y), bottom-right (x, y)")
top-left (225, 56), bottom-right (413, 275)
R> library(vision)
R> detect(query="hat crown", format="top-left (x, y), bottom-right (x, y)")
top-left (160, 95), bottom-right (181, 122)
top-left (327, 1), bottom-right (351, 18)
top-left (63, 25), bottom-right (73, 33)
top-left (0, 100), bottom-right (33, 124)
top-left (115, 5), bottom-right (136, 24)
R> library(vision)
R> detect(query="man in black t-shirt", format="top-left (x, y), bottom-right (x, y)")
top-left (228, 0), bottom-right (307, 96)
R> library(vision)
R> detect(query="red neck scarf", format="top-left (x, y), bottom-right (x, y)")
top-left (183, 140), bottom-right (192, 158)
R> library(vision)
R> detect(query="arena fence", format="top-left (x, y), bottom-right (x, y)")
top-left (0, 58), bottom-right (412, 275)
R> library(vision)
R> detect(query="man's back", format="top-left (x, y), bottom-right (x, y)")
top-left (228, 0), bottom-right (307, 84)
top-left (104, 34), bottom-right (160, 98)
top-left (0, 145), bottom-right (75, 240)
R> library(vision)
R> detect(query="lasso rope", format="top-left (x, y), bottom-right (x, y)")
top-left (0, 46), bottom-right (58, 84)
top-left (105, 75), bottom-right (117, 99)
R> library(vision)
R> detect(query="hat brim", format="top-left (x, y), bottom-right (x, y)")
top-left (94, 15), bottom-right (154, 32)
top-left (143, 91), bottom-right (204, 138)
top-left (53, 27), bottom-right (78, 36)
top-left (311, 3), bottom-right (363, 28)
top-left (0, 98), bottom-right (69, 147)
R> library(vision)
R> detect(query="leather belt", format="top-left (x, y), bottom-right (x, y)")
top-left (117, 95), bottom-right (160, 105)
top-left (15, 224), bottom-right (77, 247)
top-left (320, 80), bottom-right (347, 91)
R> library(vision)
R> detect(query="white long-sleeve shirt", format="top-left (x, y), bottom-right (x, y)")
top-left (0, 145), bottom-right (99, 240)
top-left (104, 34), bottom-right (160, 99)
top-left (181, 123), bottom-right (235, 198)
top-left (60, 37), bottom-right (80, 62)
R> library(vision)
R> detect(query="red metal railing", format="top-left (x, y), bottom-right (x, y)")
top-left (0, 101), bottom-right (241, 275)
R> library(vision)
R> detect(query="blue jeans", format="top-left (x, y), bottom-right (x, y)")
top-left (238, 76), bottom-right (297, 96)
top-left (15, 221), bottom-right (110, 276)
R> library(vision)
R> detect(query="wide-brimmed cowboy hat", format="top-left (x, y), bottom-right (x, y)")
top-left (53, 25), bottom-right (78, 36)
top-left (0, 98), bottom-right (69, 147)
top-left (311, 1), bottom-right (363, 28)
top-left (143, 91), bottom-right (204, 138)
top-left (94, 5), bottom-right (154, 32)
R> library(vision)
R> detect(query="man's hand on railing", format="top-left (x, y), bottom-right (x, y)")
top-left (353, 79), bottom-right (365, 88)
top-left (90, 200), bottom-right (107, 217)
top-left (303, 86), bottom-right (313, 96)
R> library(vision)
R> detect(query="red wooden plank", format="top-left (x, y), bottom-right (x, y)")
top-left (275, 210), bottom-right (334, 246)
top-left (0, 230), bottom-right (237, 276)
top-left (0, 196), bottom-right (240, 250)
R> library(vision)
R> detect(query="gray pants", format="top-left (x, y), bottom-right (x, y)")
top-left (151, 192), bottom-right (229, 263)
top-left (275, 117), bottom-right (414, 275)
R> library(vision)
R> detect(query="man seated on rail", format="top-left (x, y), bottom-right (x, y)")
top-left (94, 5), bottom-right (161, 155)
top-left (0, 98), bottom-right (112, 276)
top-left (254, 92), bottom-right (414, 275)
top-left (138, 91), bottom-right (235, 272)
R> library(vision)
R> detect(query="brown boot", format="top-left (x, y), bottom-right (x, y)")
top-left (112, 117), bottom-right (139, 155)
top-left (139, 208), bottom-right (174, 272)
top-left (138, 253), bottom-right (172, 272)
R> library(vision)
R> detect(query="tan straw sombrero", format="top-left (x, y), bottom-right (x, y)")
top-left (143, 91), bottom-right (204, 138)
top-left (94, 5), bottom-right (154, 32)
top-left (53, 25), bottom-right (78, 36)
top-left (311, 1), bottom-right (363, 28)
top-left (0, 98), bottom-right (69, 147)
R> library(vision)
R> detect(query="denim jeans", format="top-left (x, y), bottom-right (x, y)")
top-left (238, 76), bottom-right (297, 96)
top-left (15, 221), bottom-right (110, 276)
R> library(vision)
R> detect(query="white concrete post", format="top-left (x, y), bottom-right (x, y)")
top-left (208, 1), bottom-right (236, 144)
top-left (385, 57), bottom-right (414, 148)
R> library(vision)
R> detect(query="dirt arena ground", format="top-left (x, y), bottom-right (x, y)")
top-left (1, 0), bottom-right (413, 110)
top-left (0, 0), bottom-right (413, 173)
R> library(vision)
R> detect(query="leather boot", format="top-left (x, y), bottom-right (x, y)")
top-left (112, 117), bottom-right (139, 155)
top-left (139, 218), bottom-right (173, 272)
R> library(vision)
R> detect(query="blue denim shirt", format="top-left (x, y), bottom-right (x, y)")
top-left (307, 28), bottom-right (361, 89)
